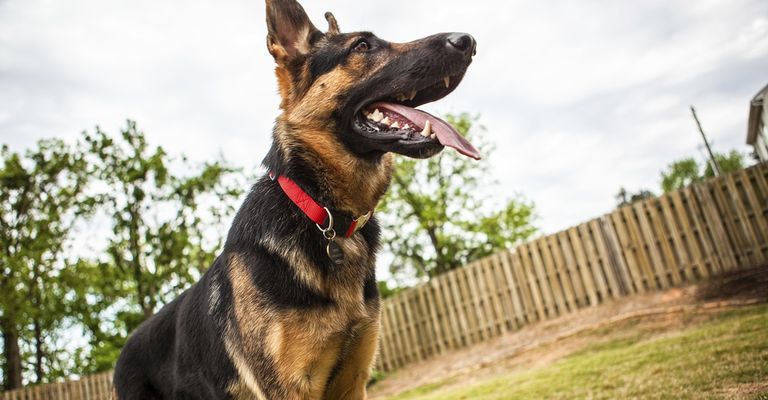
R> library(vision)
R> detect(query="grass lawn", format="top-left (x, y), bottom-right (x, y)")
top-left (385, 304), bottom-right (768, 400)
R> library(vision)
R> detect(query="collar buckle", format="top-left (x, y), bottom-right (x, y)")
top-left (353, 211), bottom-right (372, 233)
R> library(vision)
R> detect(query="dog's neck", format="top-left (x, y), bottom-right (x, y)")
top-left (264, 120), bottom-right (394, 217)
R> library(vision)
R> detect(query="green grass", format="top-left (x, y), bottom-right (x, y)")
top-left (385, 304), bottom-right (768, 400)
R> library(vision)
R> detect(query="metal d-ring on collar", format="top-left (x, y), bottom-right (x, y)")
top-left (268, 170), bottom-right (353, 265)
top-left (316, 207), bottom-right (336, 240)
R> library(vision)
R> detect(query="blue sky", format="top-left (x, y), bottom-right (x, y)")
top-left (1, 0), bottom-right (767, 236)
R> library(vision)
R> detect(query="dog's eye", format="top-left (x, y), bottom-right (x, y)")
top-left (352, 39), bottom-right (370, 53)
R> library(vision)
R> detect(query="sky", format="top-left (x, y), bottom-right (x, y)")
top-left (1, 0), bottom-right (767, 236)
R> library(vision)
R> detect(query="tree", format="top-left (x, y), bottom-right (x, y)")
top-left (702, 150), bottom-right (745, 178)
top-left (378, 114), bottom-right (537, 282)
top-left (0, 139), bottom-right (94, 388)
top-left (660, 158), bottom-right (701, 193)
top-left (74, 121), bottom-right (244, 373)
top-left (660, 150), bottom-right (746, 193)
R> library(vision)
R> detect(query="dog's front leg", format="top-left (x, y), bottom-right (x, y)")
top-left (324, 319), bottom-right (380, 400)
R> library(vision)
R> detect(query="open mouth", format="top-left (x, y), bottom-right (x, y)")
top-left (351, 74), bottom-right (481, 160)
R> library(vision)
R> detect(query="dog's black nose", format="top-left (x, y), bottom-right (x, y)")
top-left (446, 33), bottom-right (476, 56)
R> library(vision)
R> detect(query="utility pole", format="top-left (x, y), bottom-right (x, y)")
top-left (690, 105), bottom-right (721, 176)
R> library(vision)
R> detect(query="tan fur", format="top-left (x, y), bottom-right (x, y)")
top-left (264, 316), bottom-right (345, 399)
top-left (227, 248), bottom-right (380, 399)
top-left (324, 320), bottom-right (381, 400)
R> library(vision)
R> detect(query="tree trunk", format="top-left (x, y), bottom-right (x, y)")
top-left (34, 319), bottom-right (44, 383)
top-left (1, 317), bottom-right (23, 390)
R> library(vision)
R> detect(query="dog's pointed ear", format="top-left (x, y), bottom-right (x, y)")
top-left (324, 12), bottom-right (340, 36)
top-left (266, 0), bottom-right (322, 62)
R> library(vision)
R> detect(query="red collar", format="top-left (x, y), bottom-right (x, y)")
top-left (269, 171), bottom-right (372, 238)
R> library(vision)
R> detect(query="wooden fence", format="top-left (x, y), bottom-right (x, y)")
top-left (0, 373), bottom-right (112, 400)
top-left (2, 164), bottom-right (766, 397)
top-left (375, 163), bottom-right (768, 371)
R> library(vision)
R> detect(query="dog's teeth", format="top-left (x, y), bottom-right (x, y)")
top-left (409, 90), bottom-right (417, 100)
top-left (420, 120), bottom-right (431, 137)
top-left (429, 133), bottom-right (436, 139)
top-left (391, 121), bottom-right (400, 129)
top-left (403, 124), bottom-right (411, 130)
top-left (443, 76), bottom-right (451, 88)
top-left (371, 109), bottom-right (384, 122)
top-left (381, 116), bottom-right (392, 125)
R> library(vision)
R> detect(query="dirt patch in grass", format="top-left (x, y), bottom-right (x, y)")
top-left (369, 267), bottom-right (768, 399)
top-left (719, 381), bottom-right (768, 400)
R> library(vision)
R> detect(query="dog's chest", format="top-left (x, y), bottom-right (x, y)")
top-left (224, 236), bottom-right (379, 398)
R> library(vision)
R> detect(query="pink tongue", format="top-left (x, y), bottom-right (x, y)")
top-left (369, 102), bottom-right (481, 160)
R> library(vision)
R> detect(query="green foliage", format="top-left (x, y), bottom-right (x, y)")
top-left (367, 369), bottom-right (387, 387)
top-left (73, 121), bottom-right (244, 373)
top-left (377, 281), bottom-right (403, 299)
top-left (379, 114), bottom-right (537, 281)
top-left (702, 150), bottom-right (745, 178)
top-left (0, 139), bottom-right (94, 387)
top-left (661, 150), bottom-right (746, 193)
top-left (1, 121), bottom-right (246, 386)
top-left (660, 158), bottom-right (701, 193)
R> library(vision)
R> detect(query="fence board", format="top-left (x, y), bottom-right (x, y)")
top-left (634, 202), bottom-right (670, 289)
top-left (659, 195), bottom-right (695, 282)
top-left (693, 184), bottom-right (736, 273)
top-left (490, 253), bottom-right (515, 330)
top-left (710, 178), bottom-right (752, 267)
top-left (474, 261), bottom-right (498, 337)
top-left (538, 237), bottom-right (568, 314)
top-left (578, 222), bottom-right (610, 302)
top-left (567, 227), bottom-right (599, 306)
top-left (731, 173), bottom-right (767, 264)
top-left (556, 231), bottom-right (587, 308)
top-left (480, 257), bottom-right (506, 334)
top-left (419, 284), bottom-right (440, 356)
top-left (681, 187), bottom-right (716, 277)
top-left (433, 278), bottom-right (456, 351)
top-left (520, 244), bottom-right (548, 320)
top-left (598, 216), bottom-right (633, 296)
top-left (498, 251), bottom-right (526, 327)
top-left (529, 240), bottom-right (557, 317)
top-left (546, 235), bottom-right (577, 311)
top-left (589, 219), bottom-right (622, 298)
top-left (648, 200), bottom-right (684, 286)
top-left (456, 266), bottom-right (481, 344)
top-left (446, 271), bottom-right (471, 346)
top-left (608, 211), bottom-right (645, 293)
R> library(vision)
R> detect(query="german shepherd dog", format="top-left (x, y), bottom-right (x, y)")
top-left (113, 0), bottom-right (478, 398)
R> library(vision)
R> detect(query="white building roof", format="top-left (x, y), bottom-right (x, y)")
top-left (747, 83), bottom-right (768, 145)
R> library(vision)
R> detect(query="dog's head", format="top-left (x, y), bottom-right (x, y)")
top-left (265, 0), bottom-right (480, 162)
